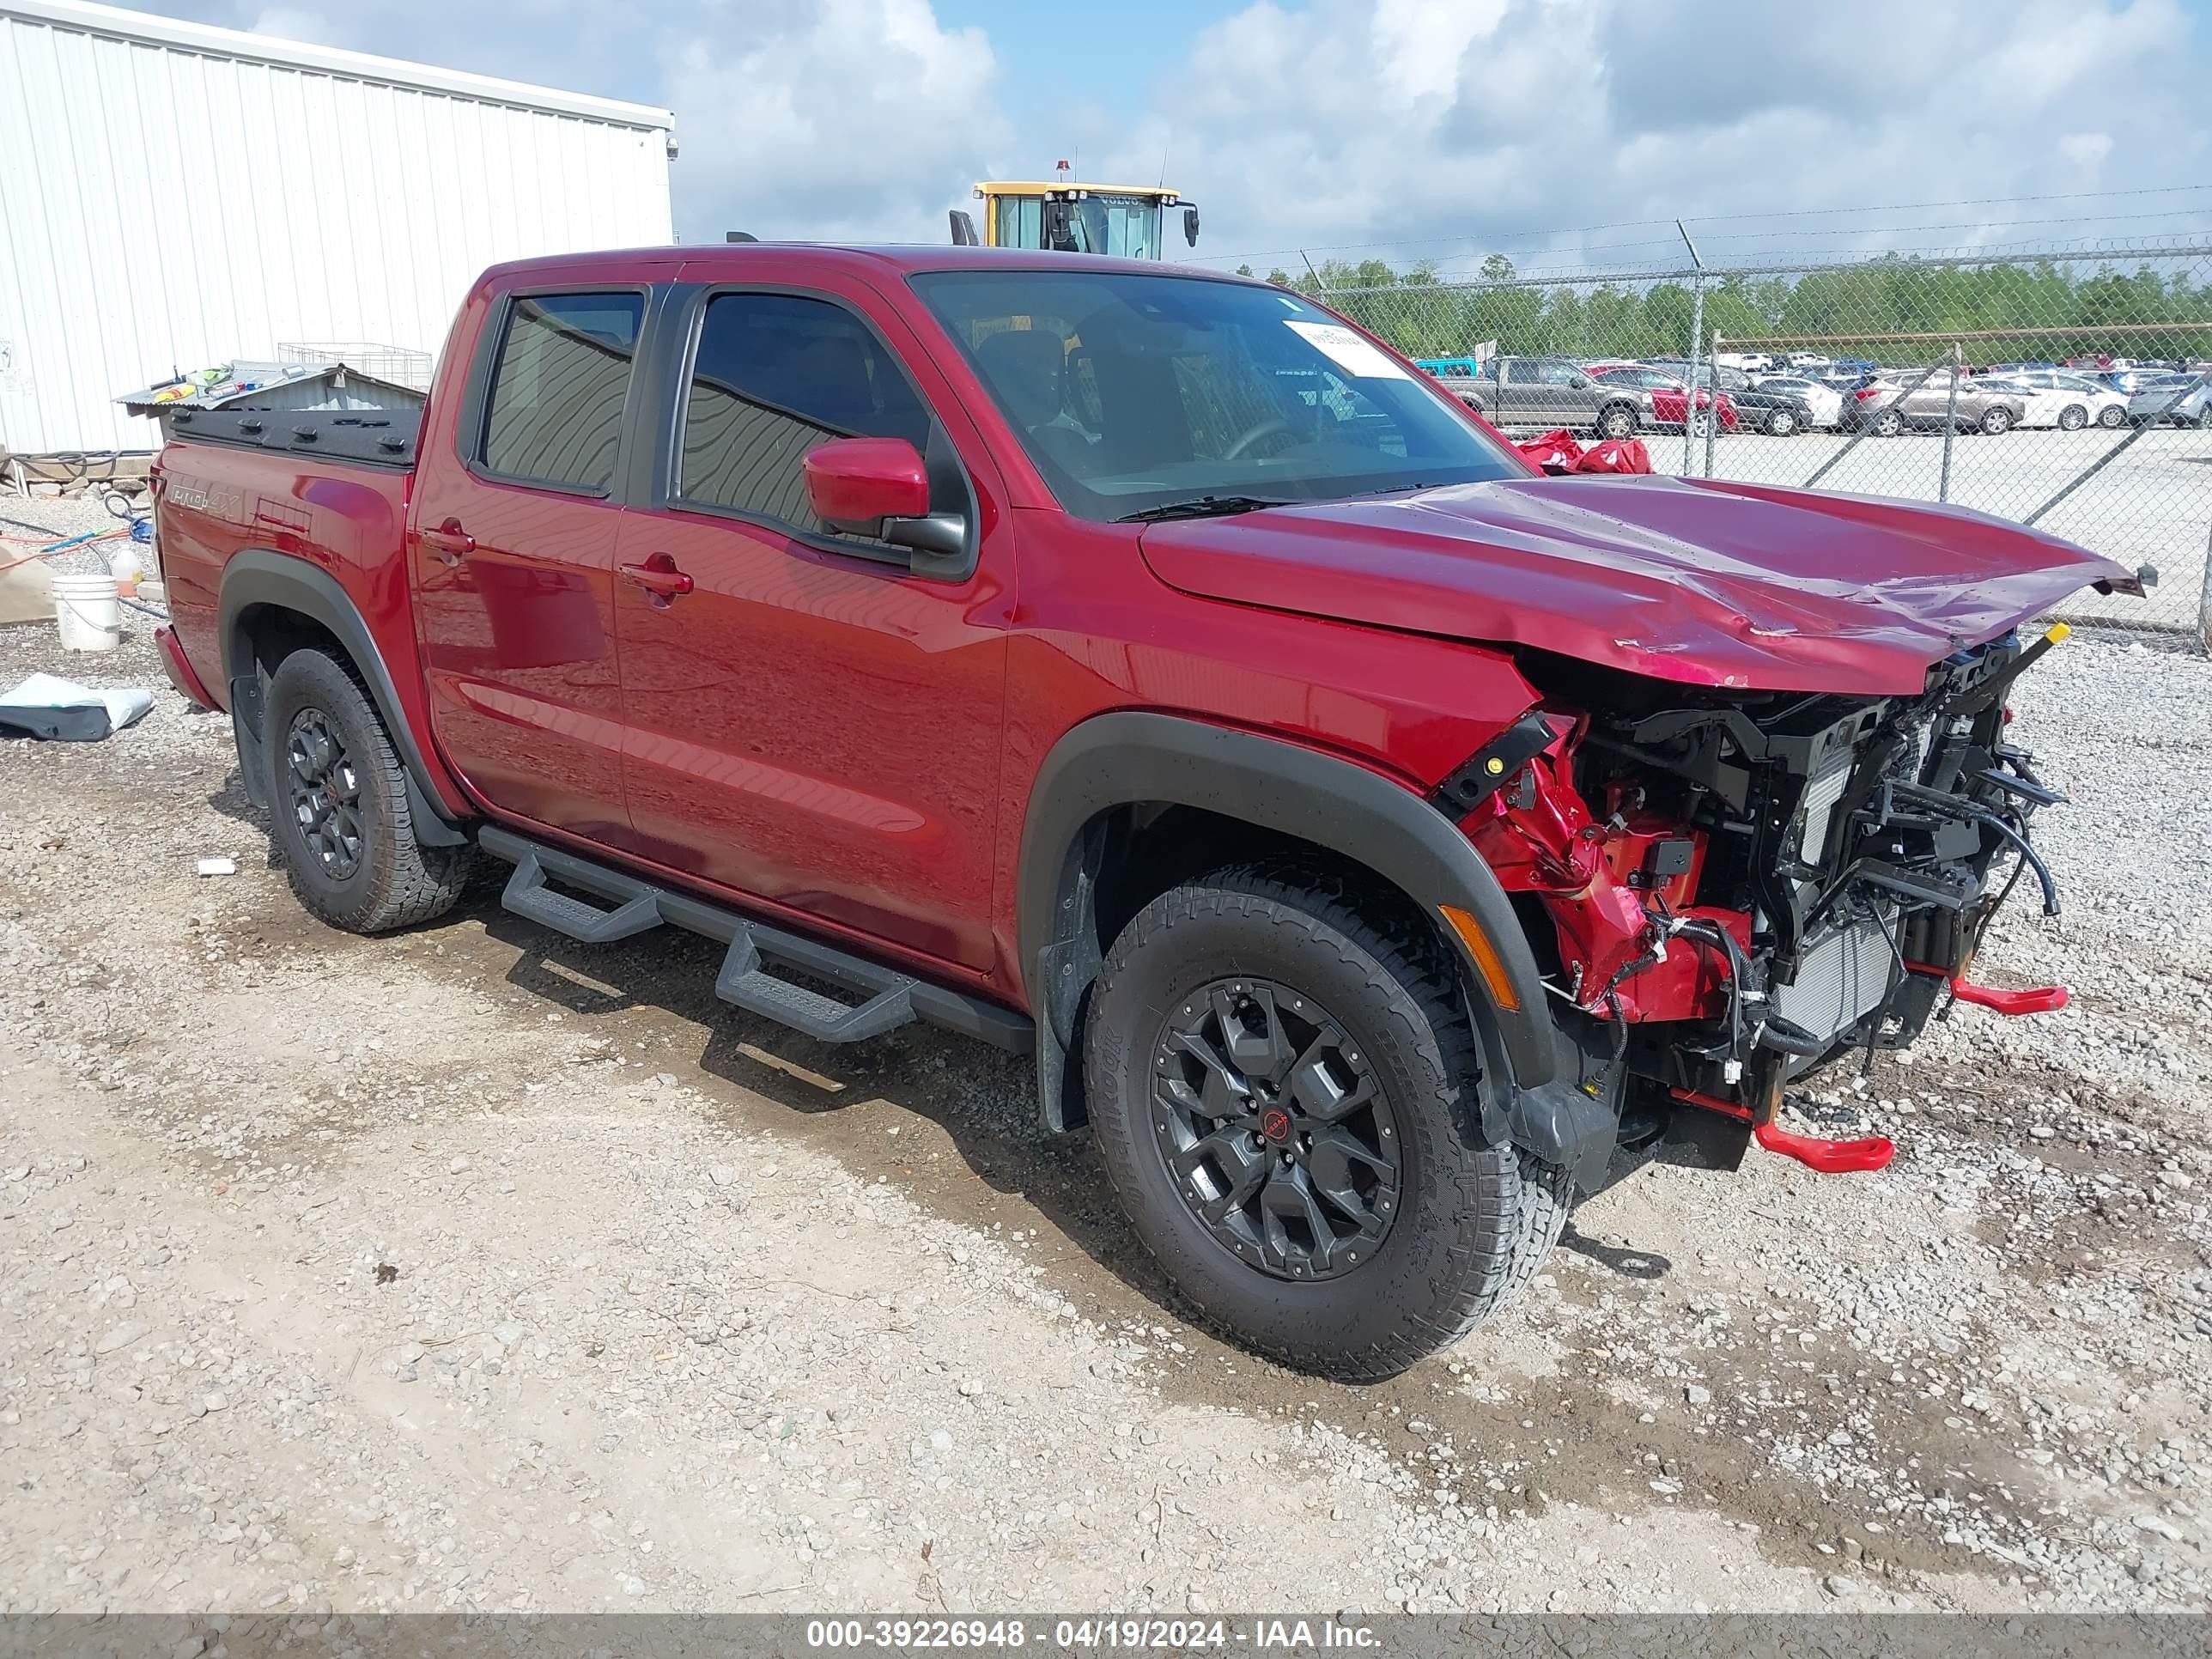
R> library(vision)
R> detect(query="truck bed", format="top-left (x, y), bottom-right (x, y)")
top-left (154, 416), bottom-right (425, 736)
top-left (161, 405), bottom-right (421, 468)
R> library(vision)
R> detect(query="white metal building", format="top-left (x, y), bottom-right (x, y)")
top-left (0, 0), bottom-right (675, 459)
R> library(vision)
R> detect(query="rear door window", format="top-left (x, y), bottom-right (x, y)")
top-left (478, 292), bottom-right (644, 492)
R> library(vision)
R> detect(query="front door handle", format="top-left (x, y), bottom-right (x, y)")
top-left (618, 553), bottom-right (695, 599)
top-left (421, 520), bottom-right (475, 564)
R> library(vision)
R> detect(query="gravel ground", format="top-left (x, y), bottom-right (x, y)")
top-left (2, 489), bottom-right (2209, 1618)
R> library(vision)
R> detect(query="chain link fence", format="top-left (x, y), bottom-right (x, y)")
top-left (1303, 246), bottom-right (2212, 646)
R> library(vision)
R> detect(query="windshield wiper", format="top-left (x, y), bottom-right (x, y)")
top-left (1117, 495), bottom-right (1292, 524)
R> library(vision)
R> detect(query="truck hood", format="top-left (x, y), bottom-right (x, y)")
top-left (1136, 475), bottom-right (2139, 695)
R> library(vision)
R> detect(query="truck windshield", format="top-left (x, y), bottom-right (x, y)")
top-left (913, 270), bottom-right (1523, 522)
top-left (1066, 195), bottom-right (1162, 259)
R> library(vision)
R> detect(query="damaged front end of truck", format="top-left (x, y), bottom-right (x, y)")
top-left (1445, 623), bottom-right (2085, 1176)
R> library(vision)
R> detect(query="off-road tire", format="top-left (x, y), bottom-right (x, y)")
top-left (1490, 1149), bottom-right (1573, 1315)
top-left (263, 648), bottom-right (468, 934)
top-left (1597, 403), bottom-right (1638, 441)
top-left (1084, 862), bottom-right (1564, 1380)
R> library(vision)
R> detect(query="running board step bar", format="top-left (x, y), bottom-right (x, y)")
top-left (479, 826), bottom-right (1030, 1054)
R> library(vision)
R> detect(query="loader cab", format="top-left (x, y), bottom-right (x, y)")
top-left (959, 179), bottom-right (1198, 260)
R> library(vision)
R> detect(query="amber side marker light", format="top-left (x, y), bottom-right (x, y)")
top-left (1438, 905), bottom-right (1521, 1013)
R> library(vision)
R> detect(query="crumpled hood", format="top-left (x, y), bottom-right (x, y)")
top-left (1137, 475), bottom-right (2140, 695)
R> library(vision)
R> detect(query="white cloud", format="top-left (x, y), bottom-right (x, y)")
top-left (244, 7), bottom-right (337, 45)
top-left (2059, 131), bottom-right (2116, 175)
top-left (145, 0), bottom-right (2212, 268)
top-left (1121, 0), bottom-right (2209, 274)
top-left (661, 0), bottom-right (1007, 244)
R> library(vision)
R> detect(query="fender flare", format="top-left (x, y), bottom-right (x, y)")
top-left (216, 550), bottom-right (469, 845)
top-left (1017, 714), bottom-right (1595, 1163)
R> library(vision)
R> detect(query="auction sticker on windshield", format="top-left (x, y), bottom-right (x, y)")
top-left (1285, 320), bottom-right (1409, 380)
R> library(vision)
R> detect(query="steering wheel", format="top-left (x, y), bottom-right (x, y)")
top-left (1222, 416), bottom-right (1294, 461)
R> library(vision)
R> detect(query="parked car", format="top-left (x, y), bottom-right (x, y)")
top-left (1414, 356), bottom-right (1490, 412)
top-left (2126, 374), bottom-right (2212, 427)
top-left (148, 245), bottom-right (2136, 1380)
top-left (1583, 364), bottom-right (1741, 434)
top-left (1841, 371), bottom-right (2027, 435)
top-left (2099, 367), bottom-right (2183, 397)
top-left (1455, 355), bottom-right (1647, 438)
top-left (1751, 374), bottom-right (1846, 428)
top-left (1634, 360), bottom-right (1750, 434)
top-left (1973, 375), bottom-right (2130, 431)
top-left (1696, 363), bottom-right (1814, 435)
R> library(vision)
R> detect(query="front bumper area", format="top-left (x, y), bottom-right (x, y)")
top-left (1454, 626), bottom-right (2078, 1174)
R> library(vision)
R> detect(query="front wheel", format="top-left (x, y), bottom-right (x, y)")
top-left (2057, 404), bottom-right (2087, 432)
top-left (263, 648), bottom-right (470, 933)
top-left (2098, 404), bottom-right (2125, 428)
top-left (1083, 865), bottom-right (1559, 1380)
top-left (1763, 405), bottom-right (1800, 436)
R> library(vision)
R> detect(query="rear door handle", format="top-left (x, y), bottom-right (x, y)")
top-left (618, 554), bottom-right (695, 599)
top-left (421, 520), bottom-right (475, 563)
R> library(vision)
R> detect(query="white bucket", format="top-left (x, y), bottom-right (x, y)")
top-left (53, 572), bottom-right (123, 652)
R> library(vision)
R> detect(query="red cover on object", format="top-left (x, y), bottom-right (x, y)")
top-left (1575, 437), bottom-right (1654, 474)
top-left (1515, 429), bottom-right (1586, 471)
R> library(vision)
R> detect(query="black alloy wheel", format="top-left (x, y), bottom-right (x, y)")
top-left (286, 708), bottom-right (364, 879)
top-left (1152, 978), bottom-right (1400, 1280)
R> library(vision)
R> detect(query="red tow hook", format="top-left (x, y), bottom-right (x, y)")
top-left (1904, 961), bottom-right (2069, 1016)
top-left (1669, 1088), bottom-right (1896, 1175)
top-left (1752, 1121), bottom-right (1895, 1173)
top-left (1948, 979), bottom-right (2069, 1015)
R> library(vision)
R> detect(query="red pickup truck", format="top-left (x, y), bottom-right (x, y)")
top-left (150, 244), bottom-right (2142, 1379)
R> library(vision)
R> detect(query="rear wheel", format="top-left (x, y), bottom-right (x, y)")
top-left (1762, 405), bottom-right (1800, 436)
top-left (262, 648), bottom-right (469, 934)
top-left (1869, 409), bottom-right (1905, 438)
top-left (1979, 406), bottom-right (2014, 435)
top-left (2057, 404), bottom-right (2087, 432)
top-left (1084, 865), bottom-right (1562, 1380)
top-left (1596, 404), bottom-right (1638, 441)
top-left (2097, 404), bottom-right (2125, 428)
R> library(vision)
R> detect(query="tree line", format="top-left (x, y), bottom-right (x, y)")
top-left (1231, 253), bottom-right (2212, 366)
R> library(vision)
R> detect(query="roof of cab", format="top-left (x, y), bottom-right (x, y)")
top-left (477, 243), bottom-right (1261, 286)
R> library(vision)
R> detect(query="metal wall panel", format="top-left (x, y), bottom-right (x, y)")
top-left (0, 0), bottom-right (674, 458)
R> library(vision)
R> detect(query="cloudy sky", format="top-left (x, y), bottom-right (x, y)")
top-left (134, 0), bottom-right (2212, 274)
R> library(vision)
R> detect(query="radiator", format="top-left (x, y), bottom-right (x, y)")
top-left (1772, 911), bottom-right (1898, 1050)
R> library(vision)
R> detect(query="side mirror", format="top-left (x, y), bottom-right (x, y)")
top-left (804, 438), bottom-right (929, 532)
top-left (948, 210), bottom-right (981, 247)
top-left (1182, 205), bottom-right (1200, 246)
top-left (803, 439), bottom-right (968, 565)
top-left (1569, 374), bottom-right (1589, 390)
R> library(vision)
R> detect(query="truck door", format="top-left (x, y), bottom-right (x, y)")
top-left (408, 284), bottom-right (649, 840)
top-left (607, 273), bottom-right (1012, 974)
